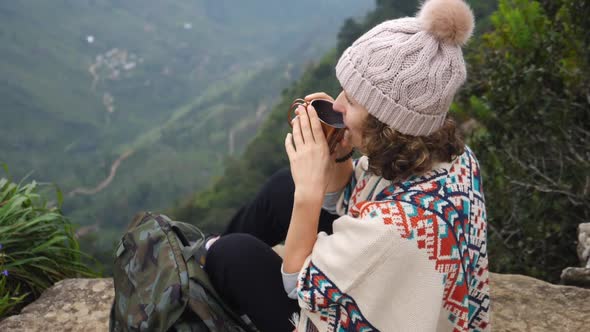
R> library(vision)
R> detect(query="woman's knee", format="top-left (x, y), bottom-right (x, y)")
top-left (264, 168), bottom-right (294, 197)
top-left (206, 233), bottom-right (268, 268)
top-left (204, 233), bottom-right (282, 294)
top-left (269, 167), bottom-right (292, 183)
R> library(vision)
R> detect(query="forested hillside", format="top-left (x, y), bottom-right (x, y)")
top-left (0, 0), bottom-right (373, 266)
top-left (454, 0), bottom-right (590, 282)
top-left (172, 0), bottom-right (497, 237)
top-left (173, 0), bottom-right (590, 283)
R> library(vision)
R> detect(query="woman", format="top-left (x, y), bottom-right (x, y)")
top-left (204, 0), bottom-right (490, 331)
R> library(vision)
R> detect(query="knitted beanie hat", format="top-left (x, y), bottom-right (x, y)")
top-left (335, 0), bottom-right (475, 136)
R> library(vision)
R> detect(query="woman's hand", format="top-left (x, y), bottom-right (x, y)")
top-left (283, 103), bottom-right (329, 274)
top-left (304, 92), bottom-right (353, 160)
top-left (303, 92), bottom-right (354, 193)
top-left (285, 103), bottom-right (331, 199)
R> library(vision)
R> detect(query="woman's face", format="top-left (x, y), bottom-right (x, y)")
top-left (333, 90), bottom-right (369, 149)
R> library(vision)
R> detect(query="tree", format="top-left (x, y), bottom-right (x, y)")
top-left (456, 0), bottom-right (590, 282)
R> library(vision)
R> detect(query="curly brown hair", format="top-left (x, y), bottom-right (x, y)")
top-left (360, 116), bottom-right (465, 182)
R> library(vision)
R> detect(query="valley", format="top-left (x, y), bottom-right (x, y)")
top-left (0, 0), bottom-right (373, 269)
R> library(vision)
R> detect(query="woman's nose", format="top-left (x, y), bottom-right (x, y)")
top-left (333, 98), bottom-right (345, 114)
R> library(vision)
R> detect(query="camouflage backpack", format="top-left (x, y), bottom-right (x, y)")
top-left (109, 212), bottom-right (259, 332)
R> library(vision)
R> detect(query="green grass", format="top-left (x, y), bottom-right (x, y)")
top-left (0, 172), bottom-right (97, 318)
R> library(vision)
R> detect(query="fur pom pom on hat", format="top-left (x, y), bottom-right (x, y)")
top-left (335, 0), bottom-right (475, 136)
top-left (418, 0), bottom-right (475, 45)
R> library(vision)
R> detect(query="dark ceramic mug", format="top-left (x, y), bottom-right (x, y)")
top-left (288, 98), bottom-right (346, 154)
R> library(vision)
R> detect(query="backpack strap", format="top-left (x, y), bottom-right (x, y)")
top-left (180, 239), bottom-right (205, 261)
top-left (161, 217), bottom-right (259, 331)
top-left (184, 261), bottom-right (258, 332)
top-left (151, 213), bottom-right (191, 297)
top-left (167, 220), bottom-right (207, 261)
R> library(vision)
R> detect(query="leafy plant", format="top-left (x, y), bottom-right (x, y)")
top-left (457, 0), bottom-right (590, 282)
top-left (0, 172), bottom-right (97, 318)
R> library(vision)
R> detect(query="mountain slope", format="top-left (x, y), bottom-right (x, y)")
top-left (1, 0), bottom-right (375, 273)
top-left (171, 0), bottom-right (498, 230)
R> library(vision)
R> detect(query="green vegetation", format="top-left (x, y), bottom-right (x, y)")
top-left (173, 0), bottom-right (589, 283)
top-left (454, 0), bottom-right (590, 282)
top-left (172, 0), bottom-right (497, 231)
top-left (0, 170), bottom-right (96, 318)
top-left (1, 1), bottom-right (373, 274)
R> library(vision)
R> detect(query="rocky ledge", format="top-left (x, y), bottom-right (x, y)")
top-left (1, 273), bottom-right (589, 331)
top-left (561, 223), bottom-right (590, 288)
top-left (0, 278), bottom-right (113, 332)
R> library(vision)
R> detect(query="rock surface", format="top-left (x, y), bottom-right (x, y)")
top-left (1, 273), bottom-right (590, 331)
top-left (0, 278), bottom-right (113, 332)
top-left (561, 223), bottom-right (590, 287)
top-left (491, 273), bottom-right (590, 331)
top-left (561, 267), bottom-right (590, 288)
top-left (577, 223), bottom-right (590, 267)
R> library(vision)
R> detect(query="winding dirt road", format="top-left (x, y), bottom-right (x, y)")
top-left (68, 150), bottom-right (134, 197)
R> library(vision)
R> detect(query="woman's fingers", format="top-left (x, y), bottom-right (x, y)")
top-left (304, 92), bottom-right (334, 103)
top-left (285, 133), bottom-right (295, 158)
top-left (292, 110), bottom-right (304, 147)
top-left (291, 103), bottom-right (329, 151)
top-left (306, 104), bottom-right (326, 144)
top-left (297, 105), bottom-right (316, 143)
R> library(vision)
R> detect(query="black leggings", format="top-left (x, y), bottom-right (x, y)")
top-left (204, 168), bottom-right (339, 332)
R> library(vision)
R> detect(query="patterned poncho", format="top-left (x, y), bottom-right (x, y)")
top-left (294, 147), bottom-right (490, 331)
